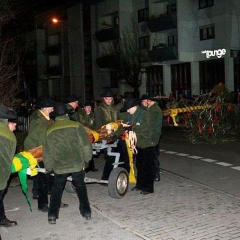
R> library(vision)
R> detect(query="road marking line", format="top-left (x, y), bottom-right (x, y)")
top-left (161, 149), bottom-right (237, 170)
top-left (188, 155), bottom-right (202, 159)
top-left (201, 158), bottom-right (217, 163)
top-left (164, 151), bottom-right (178, 154)
top-left (215, 162), bottom-right (233, 167)
top-left (231, 166), bottom-right (240, 171)
top-left (176, 153), bottom-right (189, 156)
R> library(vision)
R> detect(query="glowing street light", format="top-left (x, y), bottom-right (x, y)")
top-left (51, 17), bottom-right (61, 24)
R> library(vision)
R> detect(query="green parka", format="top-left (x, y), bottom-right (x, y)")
top-left (148, 102), bottom-right (163, 145)
top-left (0, 119), bottom-right (17, 190)
top-left (94, 102), bottom-right (117, 129)
top-left (43, 115), bottom-right (92, 174)
top-left (130, 106), bottom-right (154, 149)
top-left (75, 111), bottom-right (94, 129)
top-left (24, 110), bottom-right (54, 150)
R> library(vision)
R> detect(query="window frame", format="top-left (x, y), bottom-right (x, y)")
top-left (199, 0), bottom-right (214, 9)
top-left (139, 36), bottom-right (150, 50)
top-left (168, 35), bottom-right (178, 47)
top-left (138, 8), bottom-right (149, 22)
top-left (200, 25), bottom-right (215, 41)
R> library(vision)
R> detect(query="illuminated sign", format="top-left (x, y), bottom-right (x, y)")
top-left (201, 49), bottom-right (226, 58)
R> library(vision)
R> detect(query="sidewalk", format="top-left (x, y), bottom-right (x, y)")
top-left (1, 154), bottom-right (240, 240)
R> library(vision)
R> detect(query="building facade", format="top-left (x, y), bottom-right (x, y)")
top-left (35, 0), bottom-right (240, 102)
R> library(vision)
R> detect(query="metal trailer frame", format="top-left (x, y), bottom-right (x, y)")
top-left (38, 140), bottom-right (129, 199)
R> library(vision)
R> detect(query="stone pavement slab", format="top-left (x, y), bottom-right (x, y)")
top-left (1, 155), bottom-right (240, 240)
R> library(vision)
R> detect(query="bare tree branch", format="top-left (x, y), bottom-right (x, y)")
top-left (102, 21), bottom-right (149, 96)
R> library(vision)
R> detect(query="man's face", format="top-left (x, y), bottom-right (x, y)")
top-left (141, 99), bottom-right (148, 107)
top-left (8, 122), bottom-right (17, 132)
top-left (147, 100), bottom-right (155, 107)
top-left (42, 107), bottom-right (54, 116)
top-left (69, 101), bottom-right (79, 109)
top-left (84, 106), bottom-right (92, 114)
top-left (103, 97), bottom-right (113, 105)
top-left (127, 106), bottom-right (137, 115)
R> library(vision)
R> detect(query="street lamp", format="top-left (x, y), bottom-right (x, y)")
top-left (51, 18), bottom-right (60, 24)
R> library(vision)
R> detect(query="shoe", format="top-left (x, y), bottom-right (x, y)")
top-left (48, 216), bottom-right (56, 224)
top-left (0, 218), bottom-right (18, 227)
top-left (38, 205), bottom-right (49, 212)
top-left (140, 191), bottom-right (153, 195)
top-left (131, 186), bottom-right (141, 191)
top-left (60, 202), bottom-right (68, 208)
top-left (32, 194), bottom-right (38, 199)
top-left (82, 214), bottom-right (91, 220)
top-left (91, 168), bottom-right (98, 172)
top-left (155, 172), bottom-right (160, 181)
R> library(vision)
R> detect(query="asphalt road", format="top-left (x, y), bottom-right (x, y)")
top-left (1, 127), bottom-right (240, 240)
top-left (160, 126), bottom-right (240, 197)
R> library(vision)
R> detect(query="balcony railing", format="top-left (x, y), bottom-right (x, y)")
top-left (45, 44), bottom-right (61, 55)
top-left (95, 26), bottom-right (119, 42)
top-left (149, 46), bottom-right (178, 62)
top-left (96, 54), bottom-right (119, 68)
top-left (147, 14), bottom-right (177, 32)
top-left (46, 65), bottom-right (62, 76)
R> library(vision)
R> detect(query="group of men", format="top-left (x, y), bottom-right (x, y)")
top-left (0, 89), bottom-right (163, 229)
top-left (90, 90), bottom-right (163, 194)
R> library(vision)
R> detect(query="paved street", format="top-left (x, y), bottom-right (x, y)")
top-left (1, 128), bottom-right (240, 240)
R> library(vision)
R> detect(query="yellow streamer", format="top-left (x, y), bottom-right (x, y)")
top-left (12, 157), bottom-right (22, 172)
top-left (125, 132), bottom-right (136, 183)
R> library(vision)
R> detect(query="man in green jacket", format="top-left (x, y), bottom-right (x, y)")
top-left (43, 104), bottom-right (92, 224)
top-left (147, 93), bottom-right (163, 181)
top-left (76, 101), bottom-right (94, 129)
top-left (94, 90), bottom-right (118, 180)
top-left (0, 103), bottom-right (18, 227)
top-left (94, 90), bottom-right (117, 129)
top-left (24, 98), bottom-right (60, 212)
top-left (76, 101), bottom-right (97, 172)
top-left (120, 96), bottom-right (161, 195)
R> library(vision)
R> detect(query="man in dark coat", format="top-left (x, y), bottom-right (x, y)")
top-left (76, 101), bottom-right (97, 172)
top-left (43, 104), bottom-right (92, 224)
top-left (147, 93), bottom-right (163, 181)
top-left (65, 95), bottom-right (81, 121)
top-left (93, 90), bottom-right (117, 129)
top-left (24, 98), bottom-right (68, 212)
top-left (94, 90), bottom-right (118, 180)
top-left (0, 104), bottom-right (18, 227)
top-left (120, 96), bottom-right (161, 195)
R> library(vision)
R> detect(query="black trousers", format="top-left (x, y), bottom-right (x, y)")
top-left (37, 172), bottom-right (49, 208)
top-left (0, 189), bottom-right (6, 221)
top-left (48, 170), bottom-right (91, 218)
top-left (135, 146), bottom-right (156, 193)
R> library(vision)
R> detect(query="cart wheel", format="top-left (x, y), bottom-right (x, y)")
top-left (108, 167), bottom-right (128, 199)
top-left (65, 181), bottom-right (76, 193)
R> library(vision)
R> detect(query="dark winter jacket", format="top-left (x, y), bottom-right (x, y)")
top-left (24, 110), bottom-right (54, 150)
top-left (130, 106), bottom-right (154, 148)
top-left (94, 102), bottom-right (117, 129)
top-left (43, 115), bottom-right (92, 174)
top-left (0, 119), bottom-right (17, 190)
top-left (76, 111), bottom-right (94, 129)
top-left (148, 102), bottom-right (163, 145)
